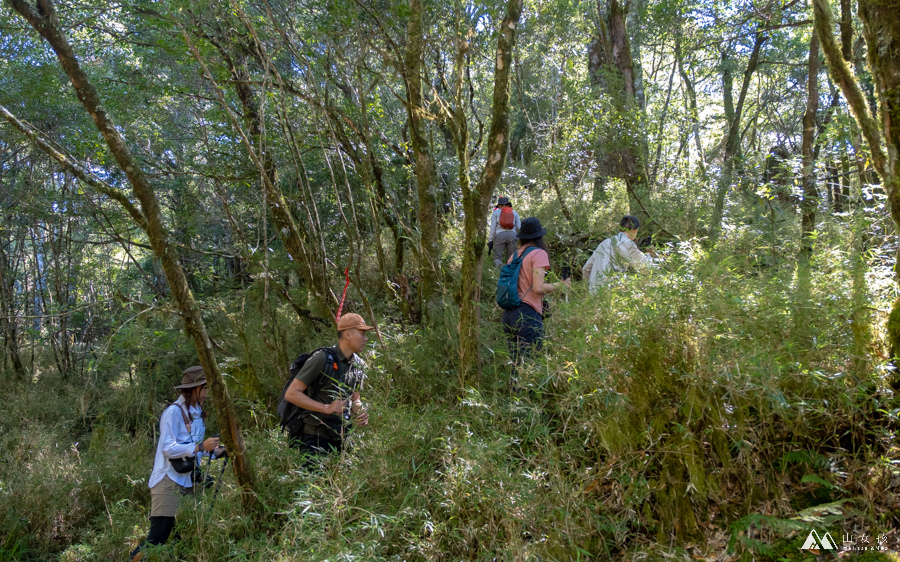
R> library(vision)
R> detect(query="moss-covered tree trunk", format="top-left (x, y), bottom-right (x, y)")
top-left (457, 0), bottom-right (523, 386)
top-left (7, 0), bottom-right (257, 509)
top-left (610, 0), bottom-right (650, 221)
top-left (814, 0), bottom-right (900, 357)
top-left (406, 0), bottom-right (440, 317)
top-left (800, 34), bottom-right (820, 258)
top-left (710, 33), bottom-right (767, 244)
top-left (859, 0), bottom-right (900, 360)
top-left (190, 21), bottom-right (336, 320)
top-left (675, 32), bottom-right (706, 175)
top-left (0, 236), bottom-right (26, 380)
top-left (588, 0), bottom-right (650, 218)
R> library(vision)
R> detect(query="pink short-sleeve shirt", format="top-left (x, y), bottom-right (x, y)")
top-left (507, 246), bottom-right (551, 315)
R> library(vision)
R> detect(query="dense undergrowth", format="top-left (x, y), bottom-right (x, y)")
top-left (2, 229), bottom-right (900, 561)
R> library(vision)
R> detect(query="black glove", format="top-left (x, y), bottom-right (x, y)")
top-left (487, 241), bottom-right (494, 252)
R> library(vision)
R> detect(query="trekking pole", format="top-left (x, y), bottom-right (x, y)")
top-left (211, 456), bottom-right (229, 503)
top-left (203, 451), bottom-right (213, 493)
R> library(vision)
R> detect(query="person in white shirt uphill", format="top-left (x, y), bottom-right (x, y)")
top-left (582, 215), bottom-right (655, 294)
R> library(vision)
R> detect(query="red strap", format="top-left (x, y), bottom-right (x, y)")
top-left (335, 268), bottom-right (351, 322)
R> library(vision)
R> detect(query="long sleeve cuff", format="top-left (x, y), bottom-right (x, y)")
top-left (162, 441), bottom-right (197, 459)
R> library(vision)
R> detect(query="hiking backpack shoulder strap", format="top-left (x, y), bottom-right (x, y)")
top-left (168, 402), bottom-right (192, 434)
top-left (518, 246), bottom-right (539, 299)
top-left (520, 245), bottom-right (538, 259)
top-left (305, 347), bottom-right (339, 400)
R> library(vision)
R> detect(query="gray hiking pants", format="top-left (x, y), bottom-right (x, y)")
top-left (493, 229), bottom-right (518, 267)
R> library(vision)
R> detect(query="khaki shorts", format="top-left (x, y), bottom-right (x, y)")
top-left (150, 475), bottom-right (190, 517)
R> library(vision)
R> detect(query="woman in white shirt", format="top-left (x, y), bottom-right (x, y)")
top-left (582, 215), bottom-right (654, 294)
top-left (130, 366), bottom-right (223, 561)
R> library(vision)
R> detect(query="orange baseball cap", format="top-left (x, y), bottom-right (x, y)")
top-left (337, 313), bottom-right (374, 332)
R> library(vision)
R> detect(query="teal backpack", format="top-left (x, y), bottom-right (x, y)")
top-left (496, 246), bottom-right (538, 310)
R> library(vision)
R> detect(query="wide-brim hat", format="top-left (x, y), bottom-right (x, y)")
top-left (337, 312), bottom-right (375, 332)
top-left (518, 217), bottom-right (547, 240)
top-left (496, 196), bottom-right (510, 206)
top-left (174, 365), bottom-right (207, 389)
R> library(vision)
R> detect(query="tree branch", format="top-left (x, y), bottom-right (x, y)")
top-left (812, 0), bottom-right (887, 179)
top-left (0, 102), bottom-right (149, 231)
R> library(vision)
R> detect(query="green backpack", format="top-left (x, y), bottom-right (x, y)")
top-left (496, 246), bottom-right (537, 309)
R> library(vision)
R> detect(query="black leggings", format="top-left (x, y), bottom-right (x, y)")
top-left (130, 516), bottom-right (176, 559)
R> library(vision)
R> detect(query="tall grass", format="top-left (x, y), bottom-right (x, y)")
top-left (1, 234), bottom-right (899, 560)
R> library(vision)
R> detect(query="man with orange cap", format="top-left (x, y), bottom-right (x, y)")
top-left (282, 313), bottom-right (374, 457)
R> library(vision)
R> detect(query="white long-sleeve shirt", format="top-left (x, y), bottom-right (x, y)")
top-left (489, 208), bottom-right (521, 240)
top-left (148, 395), bottom-right (207, 489)
top-left (582, 232), bottom-right (654, 293)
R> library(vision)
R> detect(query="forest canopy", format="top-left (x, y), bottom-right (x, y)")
top-left (1, 0), bottom-right (900, 559)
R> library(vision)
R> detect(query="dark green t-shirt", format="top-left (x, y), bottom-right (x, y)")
top-left (294, 346), bottom-right (364, 430)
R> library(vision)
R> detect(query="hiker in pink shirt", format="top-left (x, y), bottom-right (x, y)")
top-left (501, 217), bottom-right (569, 369)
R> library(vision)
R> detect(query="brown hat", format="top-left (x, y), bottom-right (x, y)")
top-left (336, 313), bottom-right (374, 332)
top-left (174, 365), bottom-right (207, 389)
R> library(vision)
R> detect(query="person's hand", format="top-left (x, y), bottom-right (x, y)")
top-left (560, 278), bottom-right (571, 290)
top-left (324, 399), bottom-right (346, 415)
top-left (354, 407), bottom-right (369, 427)
top-left (202, 436), bottom-right (220, 452)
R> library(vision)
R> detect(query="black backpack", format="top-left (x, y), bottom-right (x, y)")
top-left (277, 347), bottom-right (337, 430)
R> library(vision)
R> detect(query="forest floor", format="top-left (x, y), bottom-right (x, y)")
top-left (2, 239), bottom-right (900, 561)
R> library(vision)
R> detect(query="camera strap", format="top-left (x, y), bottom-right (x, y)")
top-left (164, 401), bottom-right (200, 475)
top-left (172, 402), bottom-right (192, 435)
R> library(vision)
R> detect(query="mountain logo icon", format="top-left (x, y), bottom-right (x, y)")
top-left (801, 530), bottom-right (836, 550)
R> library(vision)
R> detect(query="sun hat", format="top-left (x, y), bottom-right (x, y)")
top-left (174, 365), bottom-right (207, 389)
top-left (518, 217), bottom-right (547, 240)
top-left (337, 313), bottom-right (375, 332)
top-left (496, 196), bottom-right (511, 207)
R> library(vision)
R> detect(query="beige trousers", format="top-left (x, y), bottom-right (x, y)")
top-left (149, 475), bottom-right (190, 517)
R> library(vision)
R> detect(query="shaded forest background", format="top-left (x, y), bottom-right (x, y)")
top-left (1, 0), bottom-right (900, 559)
